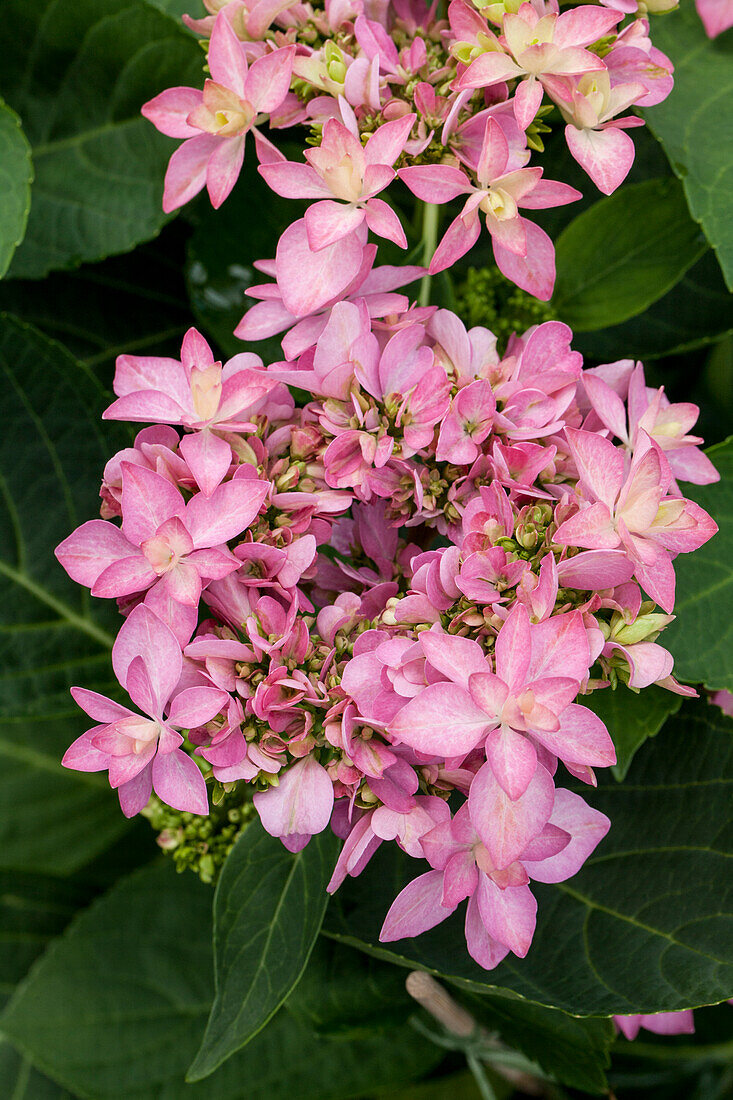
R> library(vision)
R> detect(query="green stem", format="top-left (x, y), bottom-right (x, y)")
top-left (419, 202), bottom-right (440, 307)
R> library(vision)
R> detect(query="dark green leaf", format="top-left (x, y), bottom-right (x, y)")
top-left (0, 872), bottom-right (93, 1009)
top-left (0, 225), bottom-right (191, 382)
top-left (574, 250), bottom-right (733, 362)
top-left (0, 100), bottom-right (32, 278)
top-left (188, 823), bottom-right (340, 1080)
top-left (286, 938), bottom-right (415, 1038)
top-left (643, 5), bottom-right (733, 289)
top-left (584, 686), bottom-right (682, 781)
top-left (324, 699), bottom-right (733, 1016)
top-left (0, 1043), bottom-right (75, 1099)
top-left (1, 862), bottom-right (440, 1099)
top-left (0, 0), bottom-right (202, 278)
top-left (462, 992), bottom-right (613, 1094)
top-left (552, 179), bottom-right (706, 331)
top-left (0, 315), bottom-right (133, 873)
top-left (662, 438), bottom-right (733, 691)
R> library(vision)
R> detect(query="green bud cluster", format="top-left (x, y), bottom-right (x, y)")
top-left (142, 790), bottom-right (256, 885)
top-left (453, 265), bottom-right (557, 353)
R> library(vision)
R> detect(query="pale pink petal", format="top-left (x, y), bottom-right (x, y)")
top-left (388, 683), bottom-right (490, 756)
top-left (185, 478), bottom-right (269, 547)
top-left (565, 125), bottom-right (635, 196)
top-left (397, 165), bottom-right (475, 204)
top-left (468, 761), bottom-right (555, 870)
top-left (476, 874), bottom-right (537, 957)
top-left (69, 687), bottom-right (134, 724)
top-left (118, 763), bottom-right (154, 818)
top-left (179, 430), bottom-right (233, 496)
top-left (91, 554), bottom-right (156, 599)
top-left (112, 604), bottom-right (183, 716)
top-left (141, 87), bottom-right (203, 139)
top-left (275, 219), bottom-right (366, 317)
top-left (206, 136), bottom-right (246, 209)
top-left (364, 198), bottom-right (407, 247)
top-left (493, 218), bottom-right (555, 300)
top-left (207, 11), bottom-right (249, 97)
top-left (253, 756), bottom-right (334, 839)
top-left (522, 788), bottom-right (610, 883)
top-left (419, 630), bottom-right (488, 689)
top-left (464, 892), bottom-right (510, 970)
top-left (304, 200), bottom-right (366, 251)
top-left (430, 210), bottom-right (481, 273)
top-left (379, 870), bottom-right (455, 941)
top-left (486, 725), bottom-right (538, 800)
top-left (120, 463), bottom-right (185, 545)
top-left (152, 748), bottom-right (209, 815)
top-left (55, 520), bottom-right (136, 588)
top-left (532, 703), bottom-right (616, 769)
top-left (167, 686), bottom-right (228, 728)
top-left (162, 134), bottom-right (218, 214)
top-left (245, 47), bottom-right (295, 114)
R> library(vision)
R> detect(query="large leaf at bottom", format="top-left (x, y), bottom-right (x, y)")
top-left (0, 862), bottom-right (440, 1099)
top-left (661, 438), bottom-right (733, 691)
top-left (643, 5), bottom-right (733, 289)
top-left (0, 100), bottom-right (32, 278)
top-left (0, 0), bottom-right (202, 278)
top-left (188, 823), bottom-right (340, 1081)
top-left (0, 315), bottom-right (132, 873)
top-left (324, 699), bottom-right (733, 1015)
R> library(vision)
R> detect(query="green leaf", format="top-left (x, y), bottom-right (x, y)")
top-left (642, 5), bottom-right (733, 289)
top-left (324, 698), bottom-right (733, 1016)
top-left (662, 438), bottom-right (733, 691)
top-left (188, 823), bottom-right (340, 1081)
top-left (0, 314), bottom-right (133, 873)
top-left (0, 226), bottom-right (191, 381)
top-left (552, 179), bottom-right (706, 331)
top-left (0, 100), bottom-right (32, 279)
top-left (0, 0), bottom-right (202, 279)
top-left (462, 992), bottom-right (613, 1094)
top-left (584, 686), bottom-right (682, 782)
top-left (0, 1044), bottom-right (75, 1099)
top-left (0, 871), bottom-right (94, 1010)
top-left (1, 862), bottom-right (440, 1099)
top-left (574, 250), bottom-right (733, 362)
top-left (286, 938), bottom-right (415, 1038)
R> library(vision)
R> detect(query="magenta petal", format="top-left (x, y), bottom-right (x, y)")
top-left (379, 870), bottom-right (454, 941)
top-left (152, 748), bottom-right (209, 815)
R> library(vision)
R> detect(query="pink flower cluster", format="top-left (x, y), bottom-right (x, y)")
top-left (54, 0), bottom-right (719, 974)
top-left (141, 0), bottom-right (675, 301)
top-left (56, 305), bottom-right (717, 970)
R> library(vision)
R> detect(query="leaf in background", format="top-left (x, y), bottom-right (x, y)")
top-left (0, 872), bottom-right (94, 1010)
top-left (0, 0), bottom-right (202, 279)
top-left (1, 862), bottom-right (440, 1099)
top-left (0, 100), bottom-right (32, 279)
top-left (0, 225), bottom-right (191, 383)
top-left (662, 437), bottom-right (733, 691)
top-left (0, 315), bottom-right (133, 873)
top-left (462, 992), bottom-right (613, 1094)
top-left (324, 698), bottom-right (733, 1015)
top-left (584, 686), bottom-right (682, 781)
top-left (643, 6), bottom-right (733, 289)
top-left (286, 938), bottom-right (415, 1038)
top-left (574, 250), bottom-right (733, 362)
top-left (188, 823), bottom-right (340, 1081)
top-left (0, 1044), bottom-right (75, 1100)
top-left (552, 179), bottom-right (706, 331)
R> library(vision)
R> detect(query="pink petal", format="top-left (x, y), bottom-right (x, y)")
top-left (397, 165), bottom-right (474, 204)
top-left (275, 219), bottom-right (365, 318)
top-left (430, 210), bottom-right (481, 273)
top-left (118, 763), bottom-right (154, 818)
top-left (206, 136), bottom-right (246, 209)
top-left (476, 874), bottom-right (537, 958)
top-left (469, 761), bottom-right (555, 870)
top-left (167, 686), bottom-right (229, 728)
top-left (493, 218), bottom-right (555, 300)
top-left (388, 683), bottom-right (490, 756)
top-left (522, 788), bottom-right (610, 883)
top-left (91, 554), bottom-right (156, 599)
top-left (419, 631), bottom-right (488, 689)
top-left (55, 520), bottom-right (136, 588)
top-left (565, 125), bottom-right (635, 196)
top-left (532, 703), bottom-right (616, 769)
top-left (207, 11), bottom-right (248, 97)
top-left (179, 430), bottom-right (233, 496)
top-left (152, 748), bottom-right (209, 815)
top-left (304, 200), bottom-right (366, 251)
top-left (112, 604), bottom-right (182, 717)
top-left (244, 46), bottom-right (295, 115)
top-left (141, 86), bottom-right (203, 139)
top-left (379, 870), bottom-right (454, 941)
top-left (162, 134), bottom-right (218, 214)
top-left (364, 198), bottom-right (407, 248)
top-left (464, 892), bottom-right (510, 970)
top-left (120, 462), bottom-right (184, 545)
top-left (185, 477), bottom-right (269, 548)
top-left (69, 687), bottom-right (134, 724)
top-left (253, 756), bottom-right (334, 839)
top-left (486, 725), bottom-right (538, 800)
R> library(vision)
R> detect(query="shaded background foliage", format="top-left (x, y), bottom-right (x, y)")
top-left (0, 1), bottom-right (730, 1097)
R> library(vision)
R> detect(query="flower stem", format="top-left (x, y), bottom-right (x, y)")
top-left (419, 202), bottom-right (439, 307)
